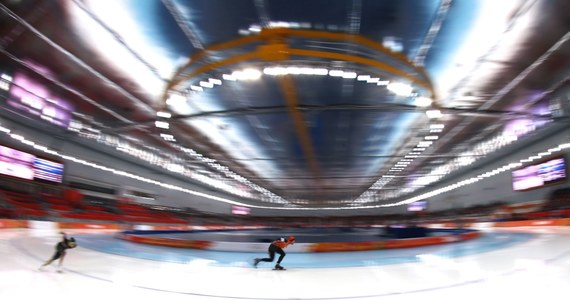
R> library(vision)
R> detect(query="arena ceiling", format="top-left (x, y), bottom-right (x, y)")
top-left (1, 0), bottom-right (570, 208)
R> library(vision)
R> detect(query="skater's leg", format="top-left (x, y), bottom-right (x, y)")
top-left (260, 246), bottom-right (277, 262)
top-left (274, 247), bottom-right (286, 269)
top-left (40, 251), bottom-right (61, 268)
top-left (275, 247), bottom-right (286, 265)
top-left (40, 259), bottom-right (54, 268)
top-left (57, 252), bottom-right (66, 269)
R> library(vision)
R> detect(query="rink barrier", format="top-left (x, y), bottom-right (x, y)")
top-left (120, 233), bottom-right (213, 249)
top-left (117, 228), bottom-right (482, 252)
top-left (0, 218), bottom-right (569, 231)
top-left (309, 230), bottom-right (481, 252)
top-left (0, 219), bottom-right (26, 228)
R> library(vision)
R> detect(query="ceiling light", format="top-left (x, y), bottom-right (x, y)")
top-left (425, 135), bottom-right (439, 140)
top-left (155, 121), bottom-right (169, 129)
top-left (10, 134), bottom-right (24, 140)
top-left (366, 77), bottom-right (379, 83)
top-left (199, 81), bottom-right (214, 88)
top-left (248, 25), bottom-right (261, 32)
top-left (1, 74), bottom-right (12, 82)
top-left (156, 111), bottom-right (171, 118)
top-left (377, 80), bottom-right (390, 86)
top-left (414, 97), bottom-right (433, 107)
top-left (418, 141), bottom-right (433, 147)
top-left (166, 94), bottom-right (186, 106)
top-left (387, 82), bottom-right (413, 96)
top-left (329, 70), bottom-right (344, 77)
top-left (263, 67), bottom-right (282, 75)
top-left (209, 78), bottom-right (222, 85)
top-left (222, 74), bottom-right (237, 81)
top-left (430, 124), bottom-right (445, 129)
top-left (233, 68), bottom-right (261, 80)
top-left (342, 72), bottom-right (357, 79)
top-left (0, 81), bottom-right (9, 91)
top-left (426, 110), bottom-right (443, 119)
top-left (357, 75), bottom-right (370, 81)
top-left (286, 67), bottom-right (302, 74)
top-left (160, 133), bottom-right (175, 141)
top-left (313, 68), bottom-right (329, 75)
top-left (190, 85), bottom-right (203, 92)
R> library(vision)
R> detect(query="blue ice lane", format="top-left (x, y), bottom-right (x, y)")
top-left (75, 232), bottom-right (534, 269)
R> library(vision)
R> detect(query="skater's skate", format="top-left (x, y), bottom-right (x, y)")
top-left (273, 264), bottom-right (286, 270)
top-left (253, 258), bottom-right (260, 268)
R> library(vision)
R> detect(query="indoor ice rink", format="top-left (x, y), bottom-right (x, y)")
top-left (1, 227), bottom-right (570, 300)
top-left (2, 1), bottom-right (570, 299)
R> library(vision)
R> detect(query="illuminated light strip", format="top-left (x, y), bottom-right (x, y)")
top-left (5, 134), bottom-right (560, 212)
top-left (351, 139), bottom-right (570, 209)
top-left (4, 116), bottom-right (281, 202)
top-left (0, 128), bottom-right (269, 208)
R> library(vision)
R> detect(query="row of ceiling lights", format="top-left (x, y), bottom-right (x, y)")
top-left (388, 141), bottom-right (570, 208)
top-left (352, 124), bottom-right (444, 205)
top-left (157, 65), bottom-right (442, 205)
top-left (70, 115), bottom-right (281, 201)
top-left (21, 70), bottom-right (287, 204)
top-left (355, 131), bottom-right (524, 206)
top-left (168, 65), bottom-right (437, 109)
top-left (0, 121), bottom-right (253, 207)
top-left (154, 110), bottom-right (288, 204)
top-left (3, 119), bottom-right (567, 211)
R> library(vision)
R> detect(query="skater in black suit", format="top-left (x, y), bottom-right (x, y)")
top-left (39, 232), bottom-right (77, 271)
top-left (253, 236), bottom-right (295, 270)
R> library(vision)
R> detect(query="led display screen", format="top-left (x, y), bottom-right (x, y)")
top-left (512, 156), bottom-right (567, 191)
top-left (34, 158), bottom-right (64, 183)
top-left (0, 145), bottom-right (64, 183)
top-left (231, 205), bottom-right (251, 215)
top-left (0, 144), bottom-right (35, 180)
top-left (407, 200), bottom-right (427, 212)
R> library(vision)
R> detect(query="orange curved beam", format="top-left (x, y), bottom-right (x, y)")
top-left (163, 28), bottom-right (437, 107)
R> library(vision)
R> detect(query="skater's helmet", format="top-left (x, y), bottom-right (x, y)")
top-left (67, 237), bottom-right (77, 248)
top-left (288, 236), bottom-right (296, 243)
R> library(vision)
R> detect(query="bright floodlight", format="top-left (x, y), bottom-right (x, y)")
top-left (156, 111), bottom-right (171, 118)
top-left (199, 81), bottom-right (214, 88)
top-left (414, 96), bottom-right (433, 107)
top-left (426, 109), bottom-right (443, 119)
top-left (387, 82), bottom-right (413, 96)
top-left (208, 78), bottom-right (222, 85)
top-left (155, 121), bottom-right (169, 129)
top-left (222, 74), bottom-right (237, 81)
top-left (328, 70), bottom-right (344, 77)
top-left (232, 68), bottom-right (262, 80)
top-left (166, 93), bottom-right (187, 105)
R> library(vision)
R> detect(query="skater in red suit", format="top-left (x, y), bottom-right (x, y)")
top-left (253, 236), bottom-right (295, 270)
